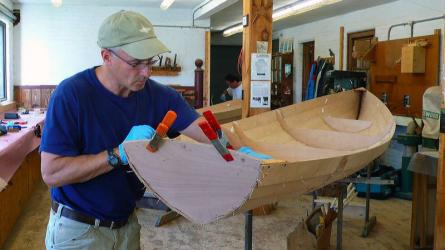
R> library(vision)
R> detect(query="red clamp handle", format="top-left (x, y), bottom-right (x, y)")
top-left (203, 110), bottom-right (221, 132)
top-left (198, 121), bottom-right (218, 141)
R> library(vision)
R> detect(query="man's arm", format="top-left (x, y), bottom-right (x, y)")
top-left (41, 150), bottom-right (114, 187)
top-left (180, 117), bottom-right (210, 143)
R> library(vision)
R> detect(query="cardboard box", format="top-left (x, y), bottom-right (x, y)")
top-left (401, 44), bottom-right (425, 73)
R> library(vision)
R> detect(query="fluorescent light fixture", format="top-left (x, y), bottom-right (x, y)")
top-left (160, 0), bottom-right (175, 10)
top-left (51, 0), bottom-right (62, 8)
top-left (273, 0), bottom-right (341, 21)
top-left (223, 24), bottom-right (243, 37)
top-left (222, 0), bottom-right (342, 37)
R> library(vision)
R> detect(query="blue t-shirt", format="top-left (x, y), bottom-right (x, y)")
top-left (40, 67), bottom-right (199, 221)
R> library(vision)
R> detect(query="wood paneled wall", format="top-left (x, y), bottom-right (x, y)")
top-left (14, 85), bottom-right (56, 109)
top-left (14, 85), bottom-right (195, 109)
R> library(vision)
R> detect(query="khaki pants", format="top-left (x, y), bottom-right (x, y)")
top-left (45, 204), bottom-right (141, 250)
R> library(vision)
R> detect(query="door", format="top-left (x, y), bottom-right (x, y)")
top-left (302, 41), bottom-right (314, 101)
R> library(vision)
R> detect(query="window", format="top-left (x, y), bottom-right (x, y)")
top-left (0, 20), bottom-right (5, 101)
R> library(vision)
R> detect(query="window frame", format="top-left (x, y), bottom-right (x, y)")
top-left (0, 20), bottom-right (6, 102)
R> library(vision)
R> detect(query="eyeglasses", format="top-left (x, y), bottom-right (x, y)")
top-left (108, 49), bottom-right (158, 70)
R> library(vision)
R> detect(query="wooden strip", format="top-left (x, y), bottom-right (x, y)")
top-left (435, 25), bottom-right (445, 250)
top-left (204, 31), bottom-right (211, 107)
top-left (340, 26), bottom-right (344, 70)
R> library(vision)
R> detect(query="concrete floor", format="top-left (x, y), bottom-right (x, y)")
top-left (3, 181), bottom-right (411, 250)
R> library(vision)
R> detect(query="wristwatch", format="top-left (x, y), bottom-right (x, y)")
top-left (107, 149), bottom-right (124, 168)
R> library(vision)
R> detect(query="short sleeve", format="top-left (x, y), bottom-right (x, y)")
top-left (40, 85), bottom-right (81, 156)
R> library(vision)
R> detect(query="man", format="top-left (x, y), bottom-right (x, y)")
top-left (40, 10), bottom-right (208, 249)
top-left (220, 73), bottom-right (243, 101)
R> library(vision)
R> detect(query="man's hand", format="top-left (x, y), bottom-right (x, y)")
top-left (118, 125), bottom-right (155, 164)
top-left (238, 146), bottom-right (272, 160)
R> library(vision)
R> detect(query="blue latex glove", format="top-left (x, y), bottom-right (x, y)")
top-left (238, 146), bottom-right (272, 160)
top-left (118, 125), bottom-right (155, 165)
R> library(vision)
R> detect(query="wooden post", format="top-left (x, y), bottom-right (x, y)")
top-left (435, 25), bottom-right (445, 249)
top-left (194, 59), bottom-right (204, 109)
top-left (339, 26), bottom-right (344, 71)
top-left (242, 0), bottom-right (273, 118)
top-left (242, 0), bottom-right (274, 216)
top-left (204, 31), bottom-right (211, 107)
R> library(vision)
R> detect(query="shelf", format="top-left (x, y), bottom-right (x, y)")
top-left (151, 66), bottom-right (181, 76)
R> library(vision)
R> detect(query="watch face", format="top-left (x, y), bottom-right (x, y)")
top-left (108, 150), bottom-right (120, 167)
top-left (109, 156), bottom-right (119, 166)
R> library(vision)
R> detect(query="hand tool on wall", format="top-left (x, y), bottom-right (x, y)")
top-left (146, 110), bottom-right (177, 153)
top-left (198, 119), bottom-right (234, 162)
top-left (202, 110), bottom-right (233, 150)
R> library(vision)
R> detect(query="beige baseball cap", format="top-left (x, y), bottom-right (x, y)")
top-left (97, 10), bottom-right (170, 60)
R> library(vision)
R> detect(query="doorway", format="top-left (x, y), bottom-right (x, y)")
top-left (302, 41), bottom-right (314, 101)
top-left (210, 45), bottom-right (242, 105)
top-left (347, 29), bottom-right (375, 71)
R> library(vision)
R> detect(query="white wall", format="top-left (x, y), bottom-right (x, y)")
top-left (13, 4), bottom-right (209, 86)
top-left (273, 0), bottom-right (445, 103)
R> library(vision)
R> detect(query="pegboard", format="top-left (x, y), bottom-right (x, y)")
top-left (368, 30), bottom-right (440, 118)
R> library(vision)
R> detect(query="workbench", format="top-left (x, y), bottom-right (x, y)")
top-left (408, 151), bottom-right (438, 249)
top-left (0, 112), bottom-right (44, 248)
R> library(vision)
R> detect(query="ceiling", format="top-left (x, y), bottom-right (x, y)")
top-left (11, 0), bottom-right (398, 32)
top-left (10, 0), bottom-right (204, 8)
top-left (210, 0), bottom-right (397, 31)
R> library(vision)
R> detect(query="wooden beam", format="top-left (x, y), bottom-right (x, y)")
top-left (435, 26), bottom-right (445, 249)
top-left (339, 26), bottom-right (344, 70)
top-left (241, 0), bottom-right (274, 215)
top-left (242, 0), bottom-right (273, 118)
top-left (204, 31), bottom-right (211, 107)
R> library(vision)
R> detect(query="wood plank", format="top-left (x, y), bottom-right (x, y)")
top-left (435, 24), bottom-right (445, 250)
top-left (40, 88), bottom-right (53, 108)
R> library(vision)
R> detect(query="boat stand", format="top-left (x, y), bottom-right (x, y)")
top-left (245, 210), bottom-right (253, 250)
top-left (314, 164), bottom-right (394, 249)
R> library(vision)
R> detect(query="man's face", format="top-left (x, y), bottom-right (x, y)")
top-left (108, 49), bottom-right (157, 92)
top-left (227, 80), bottom-right (237, 89)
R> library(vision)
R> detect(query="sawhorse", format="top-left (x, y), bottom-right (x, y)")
top-left (313, 164), bottom-right (394, 249)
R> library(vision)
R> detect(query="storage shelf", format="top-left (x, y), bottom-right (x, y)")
top-left (151, 66), bottom-right (181, 76)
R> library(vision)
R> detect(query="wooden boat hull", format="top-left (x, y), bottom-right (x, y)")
top-left (196, 99), bottom-right (242, 124)
top-left (124, 89), bottom-right (395, 224)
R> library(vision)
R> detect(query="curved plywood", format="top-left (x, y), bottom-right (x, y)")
top-left (124, 89), bottom-right (395, 224)
top-left (197, 100), bottom-right (242, 124)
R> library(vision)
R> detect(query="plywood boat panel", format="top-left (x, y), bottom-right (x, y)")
top-left (125, 89), bottom-right (395, 224)
top-left (124, 140), bottom-right (262, 224)
top-left (197, 100), bottom-right (242, 124)
top-left (323, 116), bottom-right (372, 133)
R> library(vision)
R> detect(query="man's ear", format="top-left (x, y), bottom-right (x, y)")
top-left (101, 49), bottom-right (112, 65)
